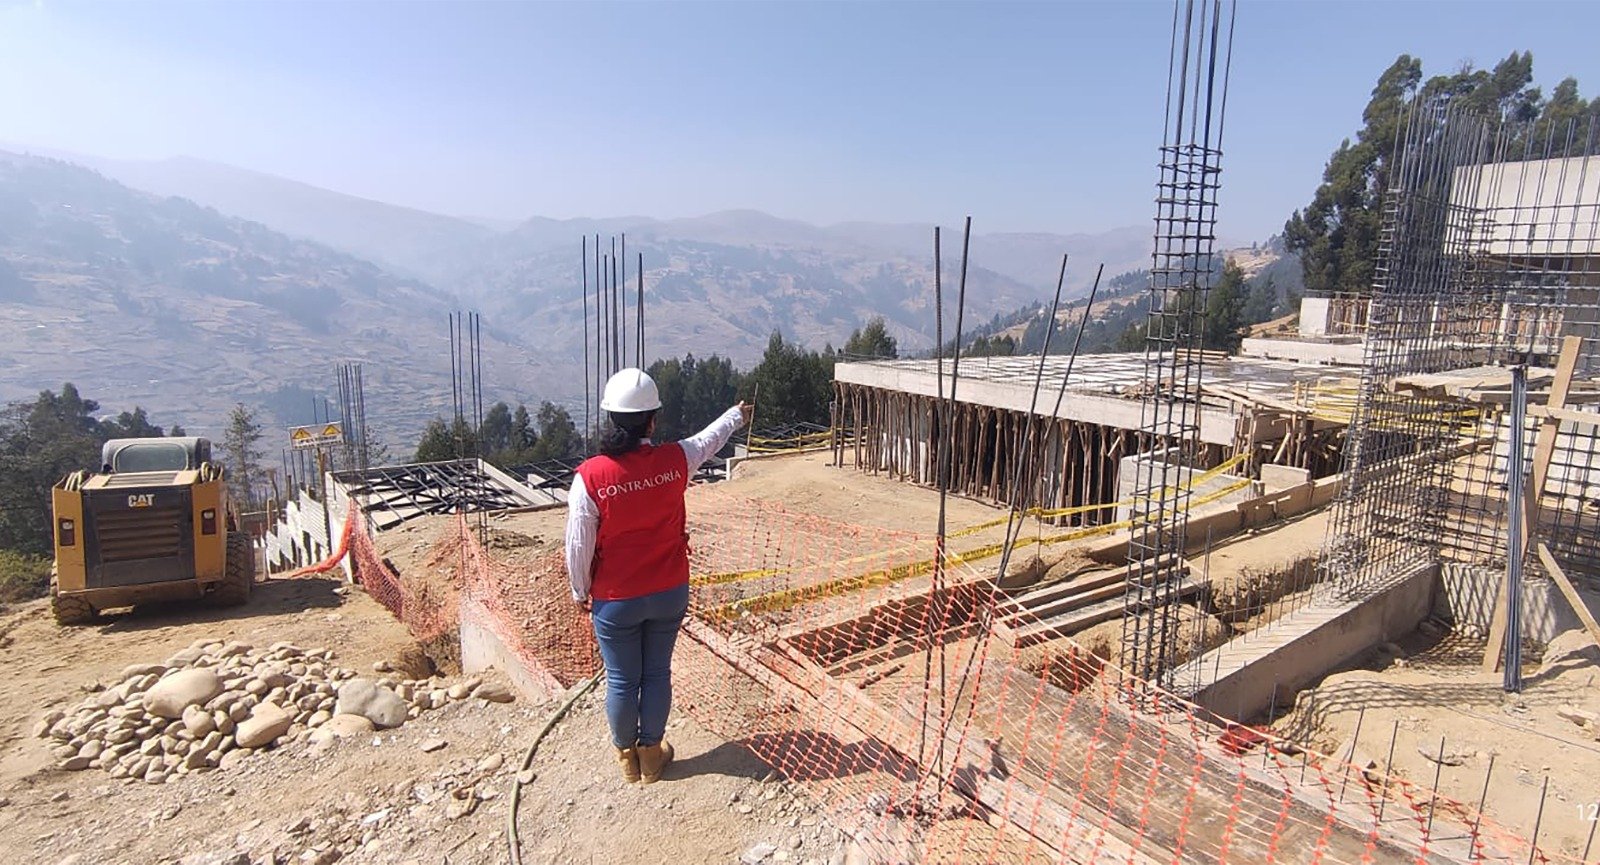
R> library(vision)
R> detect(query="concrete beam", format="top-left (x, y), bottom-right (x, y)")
top-left (1239, 337), bottom-right (1366, 366)
top-left (835, 362), bottom-right (1240, 445)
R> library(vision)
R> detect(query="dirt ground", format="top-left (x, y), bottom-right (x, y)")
top-left (1276, 626), bottom-right (1600, 860)
top-left (0, 580), bottom-right (847, 865)
top-left (23, 448), bottom-right (1583, 863)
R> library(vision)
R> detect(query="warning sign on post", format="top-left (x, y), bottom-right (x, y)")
top-left (289, 422), bottom-right (342, 450)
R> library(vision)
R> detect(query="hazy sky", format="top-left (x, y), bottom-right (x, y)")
top-left (3, 1), bottom-right (1599, 241)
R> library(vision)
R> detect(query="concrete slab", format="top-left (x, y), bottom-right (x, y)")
top-left (835, 353), bottom-right (1352, 446)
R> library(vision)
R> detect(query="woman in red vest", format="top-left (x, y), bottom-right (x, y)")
top-left (565, 368), bottom-right (751, 784)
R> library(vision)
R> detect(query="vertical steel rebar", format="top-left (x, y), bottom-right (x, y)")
top-left (1377, 719), bottom-right (1399, 822)
top-left (1468, 753), bottom-right (1495, 862)
top-left (582, 236), bottom-right (590, 448)
top-left (620, 233), bottom-right (627, 369)
top-left (1526, 775), bottom-right (1549, 865)
top-left (1338, 704), bottom-right (1366, 803)
top-left (1123, 0), bottom-right (1236, 689)
top-left (637, 251), bottom-right (644, 367)
top-left (1425, 734), bottom-right (1446, 839)
top-left (1504, 365), bottom-right (1528, 692)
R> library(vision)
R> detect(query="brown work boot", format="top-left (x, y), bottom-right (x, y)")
top-left (616, 744), bottom-right (641, 783)
top-left (637, 740), bottom-right (673, 784)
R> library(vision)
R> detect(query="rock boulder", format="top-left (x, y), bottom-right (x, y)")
top-left (334, 679), bottom-right (407, 729)
top-left (143, 669), bottom-right (223, 719)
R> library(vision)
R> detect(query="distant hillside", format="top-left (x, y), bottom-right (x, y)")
top-left (0, 147), bottom-right (1248, 451)
top-left (15, 149), bottom-right (496, 285)
top-left (0, 151), bottom-right (545, 442)
top-left (40, 149), bottom-right (1154, 315)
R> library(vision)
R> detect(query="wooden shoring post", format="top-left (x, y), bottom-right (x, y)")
top-left (966, 406), bottom-right (979, 495)
top-left (1054, 419), bottom-right (1070, 519)
top-left (964, 405), bottom-right (974, 498)
top-left (1536, 543), bottom-right (1600, 652)
top-left (1014, 410), bottom-right (1025, 505)
top-left (1080, 421), bottom-right (1095, 520)
top-left (919, 394), bottom-right (931, 486)
top-left (988, 406), bottom-right (1000, 500)
top-left (897, 391), bottom-right (908, 480)
top-left (869, 387), bottom-right (880, 474)
top-left (858, 385), bottom-right (866, 468)
top-left (1065, 421), bottom-right (1078, 524)
top-left (891, 391), bottom-right (901, 480)
top-left (953, 398), bottom-right (966, 492)
top-left (1485, 335), bottom-right (1583, 672)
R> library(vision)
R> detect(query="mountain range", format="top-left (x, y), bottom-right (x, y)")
top-left (0, 145), bottom-right (1179, 448)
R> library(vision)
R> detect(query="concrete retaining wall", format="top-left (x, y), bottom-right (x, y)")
top-left (1436, 562), bottom-right (1600, 648)
top-left (1186, 563), bottom-right (1438, 721)
top-left (262, 492), bottom-right (330, 573)
top-left (458, 596), bottom-right (565, 701)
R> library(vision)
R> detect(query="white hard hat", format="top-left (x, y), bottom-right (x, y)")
top-left (600, 368), bottom-right (662, 413)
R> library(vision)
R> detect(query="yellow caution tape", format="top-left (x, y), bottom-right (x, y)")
top-left (946, 453), bottom-right (1250, 540)
top-left (693, 567), bottom-right (786, 587)
top-left (700, 474), bottom-right (1256, 621)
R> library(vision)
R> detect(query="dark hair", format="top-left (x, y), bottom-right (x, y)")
top-left (599, 410), bottom-right (656, 456)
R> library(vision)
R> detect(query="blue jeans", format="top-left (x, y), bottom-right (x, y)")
top-left (590, 582), bottom-right (690, 748)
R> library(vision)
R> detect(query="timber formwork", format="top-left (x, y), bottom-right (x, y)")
top-left (834, 380), bottom-right (1197, 525)
top-left (833, 355), bottom-right (1347, 522)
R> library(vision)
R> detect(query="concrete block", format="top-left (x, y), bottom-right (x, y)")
top-left (1239, 338), bottom-right (1366, 366)
top-left (1116, 449), bottom-right (1257, 523)
top-left (1260, 464), bottom-right (1310, 492)
top-left (1298, 297), bottom-right (1332, 338)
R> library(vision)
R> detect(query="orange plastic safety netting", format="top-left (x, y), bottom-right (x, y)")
top-left (345, 503), bottom-right (599, 687)
top-left (343, 493), bottom-right (1567, 864)
top-left (669, 488), bottom-right (1569, 865)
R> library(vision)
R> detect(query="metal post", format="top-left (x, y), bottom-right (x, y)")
top-left (1504, 365), bottom-right (1528, 692)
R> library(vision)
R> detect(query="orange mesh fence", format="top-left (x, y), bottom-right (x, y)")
top-left (670, 489), bottom-right (1569, 865)
top-left (341, 493), bottom-right (1566, 863)
top-left (455, 516), bottom-right (601, 688)
top-left (345, 503), bottom-right (599, 688)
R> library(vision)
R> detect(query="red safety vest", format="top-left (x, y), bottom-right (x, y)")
top-left (575, 443), bottom-right (691, 601)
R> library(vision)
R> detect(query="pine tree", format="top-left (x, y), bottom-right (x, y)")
top-left (1284, 52), bottom-right (1557, 296)
top-left (479, 402), bottom-right (513, 457)
top-left (414, 418), bottom-right (453, 462)
top-left (530, 402), bottom-right (580, 460)
top-left (844, 317), bottom-right (898, 359)
top-left (221, 403), bottom-right (264, 510)
top-left (1203, 262), bottom-right (1249, 352)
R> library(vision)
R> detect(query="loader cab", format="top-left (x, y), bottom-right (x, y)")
top-left (102, 437), bottom-right (212, 474)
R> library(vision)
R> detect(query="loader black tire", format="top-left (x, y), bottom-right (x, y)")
top-left (50, 588), bottom-right (97, 626)
top-left (212, 532), bottom-right (254, 607)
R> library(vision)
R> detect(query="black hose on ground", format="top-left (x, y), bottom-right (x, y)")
top-left (506, 670), bottom-right (603, 865)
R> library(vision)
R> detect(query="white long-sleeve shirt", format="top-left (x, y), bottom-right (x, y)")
top-left (564, 405), bottom-right (745, 601)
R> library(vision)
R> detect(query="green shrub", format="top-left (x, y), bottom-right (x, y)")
top-left (0, 549), bottom-right (51, 604)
